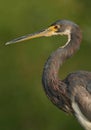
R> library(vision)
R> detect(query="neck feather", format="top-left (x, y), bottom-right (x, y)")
top-left (42, 27), bottom-right (82, 111)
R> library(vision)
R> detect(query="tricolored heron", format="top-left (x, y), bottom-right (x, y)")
top-left (5, 20), bottom-right (91, 130)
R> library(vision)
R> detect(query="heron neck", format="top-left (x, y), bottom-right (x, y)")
top-left (42, 28), bottom-right (82, 95)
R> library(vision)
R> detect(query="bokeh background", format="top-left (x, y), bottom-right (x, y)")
top-left (0, 0), bottom-right (91, 130)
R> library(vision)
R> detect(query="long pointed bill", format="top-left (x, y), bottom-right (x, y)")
top-left (5, 26), bottom-right (57, 45)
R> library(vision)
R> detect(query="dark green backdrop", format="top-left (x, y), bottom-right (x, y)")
top-left (0, 0), bottom-right (91, 130)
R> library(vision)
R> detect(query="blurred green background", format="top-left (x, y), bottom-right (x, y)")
top-left (0, 0), bottom-right (91, 130)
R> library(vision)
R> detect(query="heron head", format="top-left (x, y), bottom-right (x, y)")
top-left (49, 20), bottom-right (79, 35)
top-left (5, 20), bottom-right (79, 45)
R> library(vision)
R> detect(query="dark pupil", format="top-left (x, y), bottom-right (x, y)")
top-left (54, 25), bottom-right (58, 29)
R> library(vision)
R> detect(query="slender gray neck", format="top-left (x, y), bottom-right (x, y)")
top-left (42, 27), bottom-right (82, 96)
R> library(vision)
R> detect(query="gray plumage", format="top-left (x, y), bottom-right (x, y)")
top-left (5, 20), bottom-right (91, 130)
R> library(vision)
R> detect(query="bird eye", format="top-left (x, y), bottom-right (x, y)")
top-left (54, 25), bottom-right (60, 29)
